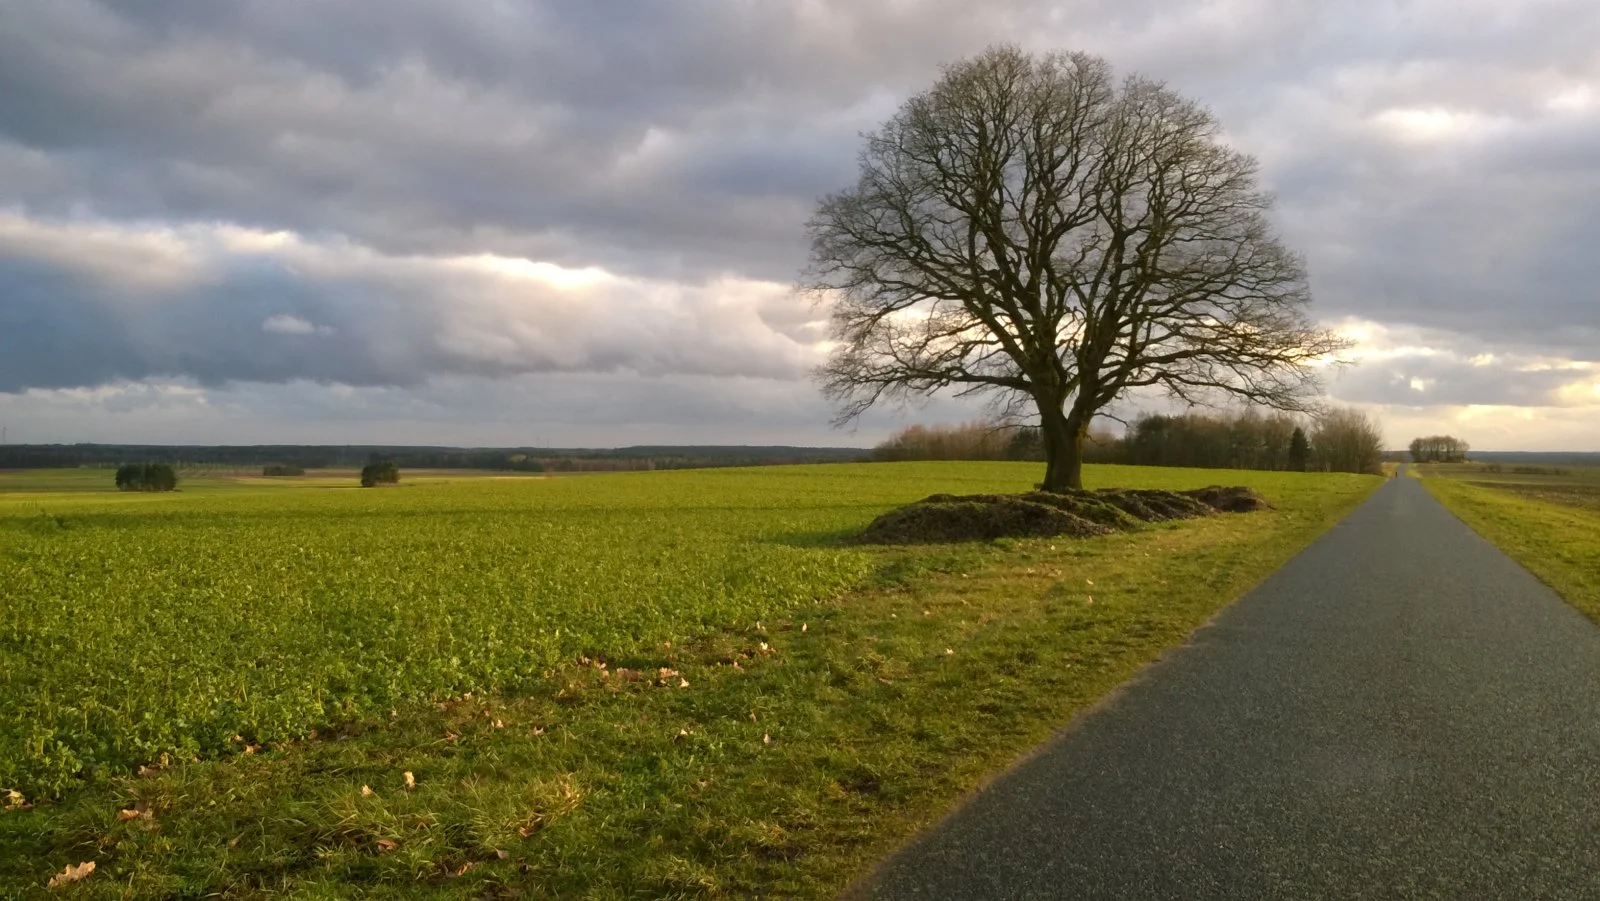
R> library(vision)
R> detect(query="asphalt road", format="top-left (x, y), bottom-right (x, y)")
top-left (852, 474), bottom-right (1600, 900)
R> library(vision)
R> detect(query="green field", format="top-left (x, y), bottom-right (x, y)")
top-left (2, 463), bottom-right (1378, 897)
top-left (1422, 463), bottom-right (1600, 624)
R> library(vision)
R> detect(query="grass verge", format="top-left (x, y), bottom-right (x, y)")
top-left (2, 468), bottom-right (1376, 898)
top-left (1424, 476), bottom-right (1600, 622)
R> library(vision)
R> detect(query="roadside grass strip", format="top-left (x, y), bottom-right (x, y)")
top-left (1424, 476), bottom-right (1600, 623)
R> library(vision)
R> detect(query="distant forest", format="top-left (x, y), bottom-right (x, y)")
top-left (0, 444), bottom-right (870, 472)
top-left (873, 409), bottom-right (1390, 475)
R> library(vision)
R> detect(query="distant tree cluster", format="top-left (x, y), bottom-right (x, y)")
top-left (1408, 435), bottom-right (1470, 463)
top-left (1310, 409), bottom-right (1387, 476)
top-left (1122, 408), bottom-right (1381, 475)
top-left (1124, 410), bottom-right (1304, 471)
top-left (872, 422), bottom-right (1013, 462)
top-left (114, 463), bottom-right (177, 492)
top-left (874, 421), bottom-right (1123, 465)
top-left (261, 464), bottom-right (306, 476)
top-left (360, 461), bottom-right (400, 488)
top-left (877, 407), bottom-right (1384, 476)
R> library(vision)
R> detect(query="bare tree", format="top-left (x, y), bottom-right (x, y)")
top-left (806, 46), bottom-right (1348, 491)
top-left (1312, 408), bottom-right (1385, 475)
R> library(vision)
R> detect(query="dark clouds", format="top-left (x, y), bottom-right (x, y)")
top-left (0, 215), bottom-right (819, 392)
top-left (0, 0), bottom-right (1597, 445)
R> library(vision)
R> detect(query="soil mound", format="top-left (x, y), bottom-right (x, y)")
top-left (854, 485), bottom-right (1270, 545)
top-left (1184, 485), bottom-right (1273, 513)
top-left (855, 497), bottom-right (1110, 545)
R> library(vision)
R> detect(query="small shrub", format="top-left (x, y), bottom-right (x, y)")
top-left (114, 463), bottom-right (178, 492)
top-left (360, 461), bottom-right (400, 488)
top-left (262, 464), bottom-right (306, 477)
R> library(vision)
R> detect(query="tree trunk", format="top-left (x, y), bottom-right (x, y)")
top-left (1037, 399), bottom-right (1086, 492)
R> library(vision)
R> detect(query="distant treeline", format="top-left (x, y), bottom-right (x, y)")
top-left (1408, 435), bottom-right (1469, 463)
top-left (0, 444), bottom-right (870, 472)
top-left (875, 408), bottom-right (1386, 475)
top-left (871, 422), bottom-right (1042, 462)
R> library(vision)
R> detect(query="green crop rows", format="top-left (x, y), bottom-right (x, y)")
top-left (1, 463), bottom-right (1054, 798)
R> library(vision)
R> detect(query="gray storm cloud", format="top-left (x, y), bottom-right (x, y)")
top-left (0, 0), bottom-right (1597, 443)
top-left (0, 216), bottom-right (817, 392)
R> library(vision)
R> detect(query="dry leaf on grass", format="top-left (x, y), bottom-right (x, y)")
top-left (403, 771), bottom-right (416, 791)
top-left (116, 808), bottom-right (141, 822)
top-left (360, 785), bottom-right (374, 797)
top-left (47, 862), bottom-right (95, 888)
top-left (375, 838), bottom-right (398, 853)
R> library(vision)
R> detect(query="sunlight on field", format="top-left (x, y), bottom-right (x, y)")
top-left (1, 462), bottom-right (1357, 798)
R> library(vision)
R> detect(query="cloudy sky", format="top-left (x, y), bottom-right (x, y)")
top-left (1, 0), bottom-right (1596, 450)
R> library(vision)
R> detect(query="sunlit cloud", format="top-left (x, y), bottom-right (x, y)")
top-left (1372, 107), bottom-right (1503, 142)
top-left (261, 314), bottom-right (336, 337)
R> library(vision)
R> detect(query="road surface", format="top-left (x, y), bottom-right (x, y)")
top-left (853, 474), bottom-right (1600, 899)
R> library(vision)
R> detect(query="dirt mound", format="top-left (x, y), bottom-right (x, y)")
top-left (1018, 492), bottom-right (1143, 530)
top-left (854, 485), bottom-right (1269, 545)
top-left (1095, 489), bottom-right (1208, 522)
top-left (854, 497), bottom-right (1111, 545)
top-left (1183, 485), bottom-right (1272, 513)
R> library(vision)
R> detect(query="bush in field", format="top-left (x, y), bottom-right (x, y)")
top-left (262, 464), bottom-right (306, 477)
top-left (114, 463), bottom-right (178, 492)
top-left (360, 461), bottom-right (400, 488)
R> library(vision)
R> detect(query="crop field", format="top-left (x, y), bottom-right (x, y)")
top-left (1419, 461), bottom-right (1600, 513)
top-left (0, 464), bottom-right (922, 797)
top-left (2, 463), bottom-right (1378, 897)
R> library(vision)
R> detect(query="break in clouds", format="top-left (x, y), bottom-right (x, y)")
top-left (1, 0), bottom-right (1597, 446)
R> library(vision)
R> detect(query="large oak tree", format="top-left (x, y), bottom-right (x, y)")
top-left (807, 46), bottom-right (1347, 491)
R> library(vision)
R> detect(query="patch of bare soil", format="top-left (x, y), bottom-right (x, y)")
top-left (854, 485), bottom-right (1270, 545)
